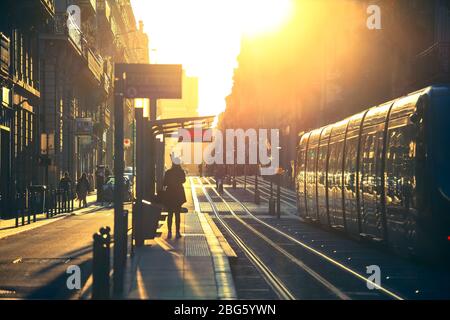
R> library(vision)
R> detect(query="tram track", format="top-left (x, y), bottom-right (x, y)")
top-left (234, 177), bottom-right (297, 209)
top-left (195, 176), bottom-right (404, 300)
top-left (194, 177), bottom-right (295, 300)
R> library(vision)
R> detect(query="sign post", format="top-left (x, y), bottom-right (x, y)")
top-left (112, 63), bottom-right (182, 295)
top-left (113, 69), bottom-right (126, 297)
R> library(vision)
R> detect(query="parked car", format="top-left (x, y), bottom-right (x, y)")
top-left (102, 176), bottom-right (133, 202)
top-left (124, 166), bottom-right (135, 186)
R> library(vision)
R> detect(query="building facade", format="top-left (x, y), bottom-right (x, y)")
top-left (220, 0), bottom-right (450, 184)
top-left (0, 0), bottom-right (149, 217)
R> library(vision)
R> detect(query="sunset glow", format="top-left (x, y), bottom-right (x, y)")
top-left (130, 0), bottom-right (293, 116)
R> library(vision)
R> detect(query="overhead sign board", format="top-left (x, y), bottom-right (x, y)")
top-left (75, 118), bottom-right (93, 136)
top-left (115, 64), bottom-right (182, 99)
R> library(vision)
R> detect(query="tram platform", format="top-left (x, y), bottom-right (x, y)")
top-left (124, 177), bottom-right (237, 299)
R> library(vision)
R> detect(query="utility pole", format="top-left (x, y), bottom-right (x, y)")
top-left (113, 70), bottom-right (126, 297)
top-left (134, 107), bottom-right (144, 247)
top-left (148, 99), bottom-right (157, 198)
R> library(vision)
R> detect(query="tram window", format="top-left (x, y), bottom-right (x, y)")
top-left (297, 136), bottom-right (308, 193)
top-left (385, 118), bottom-right (417, 210)
top-left (317, 143), bottom-right (328, 183)
top-left (344, 135), bottom-right (358, 192)
top-left (306, 146), bottom-right (317, 180)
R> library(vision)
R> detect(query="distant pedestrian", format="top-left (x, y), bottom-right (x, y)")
top-left (198, 163), bottom-right (203, 177)
top-left (59, 172), bottom-right (72, 193)
top-left (59, 172), bottom-right (72, 210)
top-left (163, 160), bottom-right (186, 239)
top-left (76, 173), bottom-right (90, 208)
top-left (215, 164), bottom-right (226, 192)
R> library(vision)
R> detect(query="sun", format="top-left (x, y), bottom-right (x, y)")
top-left (130, 0), bottom-right (294, 116)
top-left (239, 0), bottom-right (293, 36)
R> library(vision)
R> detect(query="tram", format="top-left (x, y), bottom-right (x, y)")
top-left (295, 85), bottom-right (450, 259)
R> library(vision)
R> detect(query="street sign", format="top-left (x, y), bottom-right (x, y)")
top-left (75, 118), bottom-right (93, 135)
top-left (115, 64), bottom-right (182, 99)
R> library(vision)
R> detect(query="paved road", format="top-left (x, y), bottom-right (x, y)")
top-left (0, 205), bottom-right (115, 299)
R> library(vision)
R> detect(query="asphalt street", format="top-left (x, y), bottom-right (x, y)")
top-left (0, 205), bottom-right (115, 299)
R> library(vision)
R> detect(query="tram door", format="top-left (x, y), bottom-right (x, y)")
top-left (0, 128), bottom-right (11, 217)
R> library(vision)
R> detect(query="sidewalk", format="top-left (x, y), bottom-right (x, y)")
top-left (125, 178), bottom-right (236, 300)
top-left (0, 193), bottom-right (100, 240)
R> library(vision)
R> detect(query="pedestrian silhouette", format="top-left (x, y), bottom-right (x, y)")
top-left (59, 172), bottom-right (72, 211)
top-left (163, 161), bottom-right (186, 239)
top-left (76, 173), bottom-right (90, 208)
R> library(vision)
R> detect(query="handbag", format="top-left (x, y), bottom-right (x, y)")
top-left (155, 188), bottom-right (168, 206)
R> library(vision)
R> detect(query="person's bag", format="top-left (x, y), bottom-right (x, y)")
top-left (155, 188), bottom-right (168, 207)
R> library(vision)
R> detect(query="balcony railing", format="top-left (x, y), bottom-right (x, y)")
top-left (52, 13), bottom-right (104, 85)
top-left (77, 0), bottom-right (96, 15)
top-left (0, 33), bottom-right (10, 79)
top-left (54, 13), bottom-right (84, 52)
top-left (40, 0), bottom-right (55, 16)
top-left (87, 50), bottom-right (103, 82)
top-left (414, 42), bottom-right (450, 83)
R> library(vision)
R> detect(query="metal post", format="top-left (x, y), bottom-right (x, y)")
top-left (21, 193), bottom-right (25, 226)
top-left (15, 193), bottom-right (19, 227)
top-left (27, 191), bottom-right (31, 224)
top-left (92, 226), bottom-right (111, 299)
top-left (269, 179), bottom-right (274, 215)
top-left (233, 163), bottom-right (237, 189)
top-left (113, 70), bottom-right (126, 296)
top-left (148, 99), bottom-right (157, 199)
top-left (70, 188), bottom-right (74, 212)
top-left (134, 108), bottom-right (144, 247)
top-left (276, 174), bottom-right (281, 219)
top-left (244, 164), bottom-right (247, 190)
top-left (254, 166), bottom-right (260, 204)
top-left (33, 192), bottom-right (37, 222)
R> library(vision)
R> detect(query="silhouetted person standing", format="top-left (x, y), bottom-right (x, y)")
top-left (215, 164), bottom-right (226, 192)
top-left (59, 172), bottom-right (72, 211)
top-left (198, 163), bottom-right (203, 177)
top-left (76, 173), bottom-right (90, 208)
top-left (163, 162), bottom-right (186, 239)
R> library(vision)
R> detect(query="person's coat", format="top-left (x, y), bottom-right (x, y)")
top-left (76, 177), bottom-right (90, 199)
top-left (163, 165), bottom-right (186, 211)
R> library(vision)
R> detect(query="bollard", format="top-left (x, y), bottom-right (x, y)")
top-left (254, 174), bottom-right (260, 205)
top-left (32, 192), bottom-right (37, 223)
top-left (49, 189), bottom-right (54, 217)
top-left (70, 190), bottom-right (74, 212)
top-left (92, 226), bottom-right (111, 299)
top-left (44, 189), bottom-right (49, 218)
top-left (276, 175), bottom-right (281, 219)
top-left (121, 210), bottom-right (129, 261)
top-left (66, 191), bottom-right (70, 213)
top-left (268, 197), bottom-right (275, 215)
top-left (26, 191), bottom-right (31, 225)
top-left (57, 190), bottom-right (61, 214)
top-left (21, 193), bottom-right (25, 226)
top-left (15, 193), bottom-right (19, 228)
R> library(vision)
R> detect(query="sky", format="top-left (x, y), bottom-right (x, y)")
top-left (130, 0), bottom-right (292, 116)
